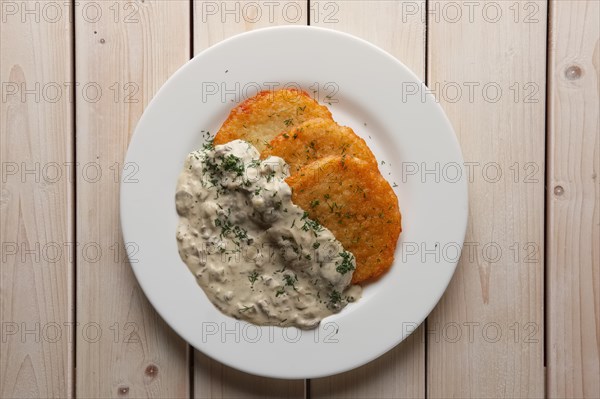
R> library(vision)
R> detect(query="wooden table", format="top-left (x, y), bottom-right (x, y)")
top-left (1, 1), bottom-right (598, 398)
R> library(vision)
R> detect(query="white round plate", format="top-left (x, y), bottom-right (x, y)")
top-left (121, 26), bottom-right (468, 379)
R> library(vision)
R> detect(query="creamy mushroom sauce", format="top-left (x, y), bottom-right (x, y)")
top-left (176, 139), bottom-right (361, 329)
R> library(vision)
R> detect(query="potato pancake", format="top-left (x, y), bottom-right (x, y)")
top-left (213, 89), bottom-right (333, 152)
top-left (286, 156), bottom-right (401, 283)
top-left (261, 118), bottom-right (378, 174)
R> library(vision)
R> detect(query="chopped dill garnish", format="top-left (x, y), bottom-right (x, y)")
top-left (202, 140), bottom-right (214, 151)
top-left (300, 212), bottom-right (323, 234)
top-left (214, 217), bottom-right (233, 238)
top-left (221, 154), bottom-right (244, 176)
top-left (283, 274), bottom-right (297, 289)
top-left (232, 225), bottom-right (248, 241)
top-left (336, 251), bottom-right (355, 274)
top-left (238, 305), bottom-right (252, 313)
top-left (328, 290), bottom-right (342, 305)
top-left (248, 270), bottom-right (259, 285)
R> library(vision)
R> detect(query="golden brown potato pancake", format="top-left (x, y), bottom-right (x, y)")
top-left (286, 156), bottom-right (401, 284)
top-left (213, 89), bottom-right (333, 152)
top-left (261, 118), bottom-right (378, 174)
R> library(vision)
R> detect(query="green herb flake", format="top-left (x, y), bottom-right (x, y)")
top-left (238, 305), bottom-right (252, 313)
top-left (221, 154), bottom-right (245, 176)
top-left (336, 251), bottom-right (355, 274)
top-left (248, 271), bottom-right (259, 285)
top-left (328, 290), bottom-right (342, 305)
top-left (283, 274), bottom-right (297, 289)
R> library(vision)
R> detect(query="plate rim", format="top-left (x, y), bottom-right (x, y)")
top-left (121, 25), bottom-right (468, 379)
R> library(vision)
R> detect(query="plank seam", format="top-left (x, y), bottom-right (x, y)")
top-left (189, 345), bottom-right (194, 399)
top-left (424, 0), bottom-right (430, 397)
top-left (543, 1), bottom-right (554, 397)
top-left (71, 0), bottom-right (78, 397)
top-left (190, 0), bottom-right (195, 59)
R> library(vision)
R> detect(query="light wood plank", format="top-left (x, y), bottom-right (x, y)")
top-left (310, 329), bottom-right (424, 399)
top-left (194, 0), bottom-right (306, 54)
top-left (311, 0), bottom-right (425, 80)
top-left (194, 350), bottom-right (305, 399)
top-left (75, 1), bottom-right (190, 397)
top-left (310, 1), bottom-right (425, 397)
top-left (427, 1), bottom-right (546, 397)
top-left (192, 1), bottom-right (306, 397)
top-left (0, 1), bottom-right (74, 397)
top-left (547, 0), bottom-right (600, 397)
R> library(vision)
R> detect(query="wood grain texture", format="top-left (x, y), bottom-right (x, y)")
top-left (547, 0), bottom-right (600, 397)
top-left (1, 0), bottom-right (596, 398)
top-left (427, 1), bottom-right (546, 397)
top-left (194, 350), bottom-right (305, 399)
top-left (310, 329), bottom-right (424, 399)
top-left (0, 1), bottom-right (74, 397)
top-left (310, 1), bottom-right (425, 397)
top-left (311, 0), bottom-right (426, 80)
top-left (194, 0), bottom-right (306, 54)
top-left (191, 1), bottom-right (306, 397)
top-left (74, 1), bottom-right (190, 397)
